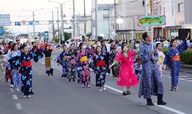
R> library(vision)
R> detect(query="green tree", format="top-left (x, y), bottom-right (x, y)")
top-left (52, 35), bottom-right (60, 43)
top-left (64, 32), bottom-right (71, 41)
top-left (0, 26), bottom-right (12, 36)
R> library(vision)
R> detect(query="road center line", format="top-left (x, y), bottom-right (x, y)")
top-left (15, 103), bottom-right (23, 110)
top-left (12, 95), bottom-right (18, 100)
top-left (104, 85), bottom-right (187, 114)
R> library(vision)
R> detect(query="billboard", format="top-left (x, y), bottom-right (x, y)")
top-left (137, 15), bottom-right (166, 26)
top-left (0, 14), bottom-right (10, 26)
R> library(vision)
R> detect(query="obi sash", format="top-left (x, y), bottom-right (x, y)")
top-left (80, 56), bottom-right (88, 62)
top-left (21, 61), bottom-right (32, 67)
top-left (96, 60), bottom-right (105, 66)
top-left (172, 55), bottom-right (180, 61)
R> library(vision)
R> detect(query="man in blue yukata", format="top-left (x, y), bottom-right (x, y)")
top-left (138, 32), bottom-right (167, 106)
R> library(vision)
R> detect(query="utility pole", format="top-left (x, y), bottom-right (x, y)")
top-left (57, 7), bottom-right (60, 44)
top-left (61, 4), bottom-right (65, 44)
top-left (32, 12), bottom-right (35, 40)
top-left (84, 0), bottom-right (86, 35)
top-left (145, 0), bottom-right (149, 32)
top-left (73, 0), bottom-right (76, 39)
top-left (91, 11), bottom-right (94, 40)
top-left (108, 6), bottom-right (110, 37)
top-left (95, 0), bottom-right (98, 40)
top-left (114, 0), bottom-right (117, 39)
top-left (52, 10), bottom-right (55, 42)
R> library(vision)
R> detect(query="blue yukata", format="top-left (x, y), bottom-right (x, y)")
top-left (9, 47), bottom-right (43, 96)
top-left (166, 40), bottom-right (188, 88)
top-left (8, 50), bottom-right (22, 89)
top-left (93, 53), bottom-right (107, 87)
top-left (56, 50), bottom-right (69, 77)
top-left (138, 42), bottom-right (163, 99)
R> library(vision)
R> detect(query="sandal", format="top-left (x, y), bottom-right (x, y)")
top-left (127, 91), bottom-right (131, 95)
top-left (122, 91), bottom-right (128, 96)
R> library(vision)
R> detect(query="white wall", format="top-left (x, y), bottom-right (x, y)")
top-left (163, 0), bottom-right (176, 26)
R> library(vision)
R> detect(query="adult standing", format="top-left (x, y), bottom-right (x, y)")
top-left (138, 32), bottom-right (166, 106)
top-left (165, 33), bottom-right (189, 91)
top-left (76, 43), bottom-right (91, 88)
top-left (110, 45), bottom-right (138, 95)
top-left (93, 46), bottom-right (107, 91)
top-left (43, 45), bottom-right (53, 76)
top-left (8, 44), bottom-right (21, 91)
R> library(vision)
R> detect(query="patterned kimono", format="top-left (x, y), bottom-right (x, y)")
top-left (166, 41), bottom-right (188, 88)
top-left (101, 45), bottom-right (109, 73)
top-left (56, 50), bottom-right (69, 77)
top-left (93, 53), bottom-right (107, 87)
top-left (8, 50), bottom-right (22, 89)
top-left (77, 49), bottom-right (90, 87)
top-left (138, 42), bottom-right (163, 99)
top-left (109, 46), bottom-right (120, 77)
top-left (157, 50), bottom-right (165, 76)
top-left (133, 55), bottom-right (142, 80)
top-left (10, 47), bottom-right (43, 96)
top-left (68, 48), bottom-right (77, 81)
top-left (5, 50), bottom-right (12, 83)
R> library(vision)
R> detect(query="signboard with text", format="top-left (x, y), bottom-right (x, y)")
top-left (137, 15), bottom-right (166, 26)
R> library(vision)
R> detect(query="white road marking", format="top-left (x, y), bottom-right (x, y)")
top-left (41, 61), bottom-right (188, 113)
top-left (105, 85), bottom-right (122, 93)
top-left (187, 80), bottom-right (192, 82)
top-left (179, 78), bottom-right (185, 81)
top-left (179, 76), bottom-right (189, 78)
top-left (104, 85), bottom-right (187, 114)
top-left (12, 95), bottom-right (18, 100)
top-left (10, 88), bottom-right (14, 92)
top-left (155, 104), bottom-right (187, 114)
top-left (15, 103), bottom-right (23, 110)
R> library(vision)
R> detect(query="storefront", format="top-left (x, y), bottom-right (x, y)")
top-left (164, 25), bottom-right (182, 39)
top-left (116, 29), bottom-right (145, 41)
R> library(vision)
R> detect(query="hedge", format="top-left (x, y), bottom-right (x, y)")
top-left (161, 47), bottom-right (192, 65)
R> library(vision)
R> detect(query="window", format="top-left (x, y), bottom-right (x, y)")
top-left (178, 3), bottom-right (184, 12)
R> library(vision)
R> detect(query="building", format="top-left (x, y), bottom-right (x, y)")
top-left (183, 0), bottom-right (192, 28)
top-left (91, 0), bottom-right (114, 40)
top-left (165, 0), bottom-right (192, 39)
top-left (149, 0), bottom-right (176, 39)
top-left (116, 0), bottom-right (146, 40)
top-left (0, 14), bottom-right (10, 26)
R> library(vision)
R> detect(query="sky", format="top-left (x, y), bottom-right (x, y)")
top-left (0, 0), bottom-right (114, 35)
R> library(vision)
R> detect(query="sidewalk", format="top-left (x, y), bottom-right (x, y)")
top-left (180, 64), bottom-right (192, 73)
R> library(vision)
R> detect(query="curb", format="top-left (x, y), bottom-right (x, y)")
top-left (180, 64), bottom-right (192, 68)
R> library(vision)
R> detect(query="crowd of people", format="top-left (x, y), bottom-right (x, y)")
top-left (0, 32), bottom-right (191, 106)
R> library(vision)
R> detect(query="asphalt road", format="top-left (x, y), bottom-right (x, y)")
top-left (0, 52), bottom-right (192, 114)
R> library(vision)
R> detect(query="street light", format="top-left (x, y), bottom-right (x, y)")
top-left (116, 18), bottom-right (123, 24)
top-left (22, 8), bottom-right (44, 40)
top-left (48, 0), bottom-right (72, 44)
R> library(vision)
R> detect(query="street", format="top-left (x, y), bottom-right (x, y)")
top-left (0, 52), bottom-right (192, 114)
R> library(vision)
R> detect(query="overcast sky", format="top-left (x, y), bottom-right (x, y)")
top-left (0, 0), bottom-right (114, 34)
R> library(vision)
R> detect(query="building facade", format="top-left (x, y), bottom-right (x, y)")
top-left (116, 0), bottom-right (146, 40)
